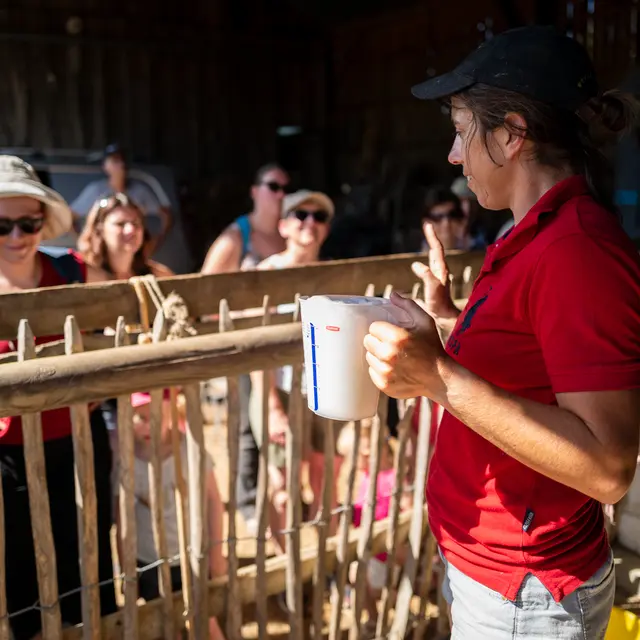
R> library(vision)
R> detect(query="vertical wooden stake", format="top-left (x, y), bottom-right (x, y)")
top-left (218, 300), bottom-right (242, 640)
top-left (184, 383), bottom-right (209, 640)
top-left (17, 320), bottom-right (63, 640)
top-left (389, 397), bottom-right (433, 638)
top-left (350, 397), bottom-right (387, 639)
top-left (376, 402), bottom-right (415, 638)
top-left (114, 317), bottom-right (139, 639)
top-left (329, 418), bottom-right (361, 640)
top-left (169, 385), bottom-right (195, 640)
top-left (64, 316), bottom-right (101, 640)
top-left (312, 419), bottom-right (335, 639)
top-left (285, 295), bottom-right (304, 638)
top-left (413, 532), bottom-right (438, 640)
top-left (255, 295), bottom-right (271, 640)
top-left (147, 312), bottom-right (175, 639)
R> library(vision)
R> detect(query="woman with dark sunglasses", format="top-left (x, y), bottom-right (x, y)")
top-left (422, 185), bottom-right (474, 251)
top-left (364, 26), bottom-right (640, 639)
top-left (201, 162), bottom-right (289, 274)
top-left (0, 156), bottom-right (118, 639)
top-left (201, 162), bottom-right (290, 531)
top-left (251, 190), bottom-right (336, 545)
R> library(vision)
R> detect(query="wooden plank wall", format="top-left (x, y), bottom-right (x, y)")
top-left (326, 0), bottom-right (640, 189)
top-left (1, 0), bottom-right (636, 191)
top-left (0, 0), bottom-right (638, 260)
top-left (0, 36), bottom-right (323, 184)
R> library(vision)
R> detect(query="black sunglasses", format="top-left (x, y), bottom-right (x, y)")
top-left (261, 181), bottom-right (289, 194)
top-left (290, 209), bottom-right (330, 224)
top-left (0, 217), bottom-right (45, 236)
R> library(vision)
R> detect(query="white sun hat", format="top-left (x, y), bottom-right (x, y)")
top-left (0, 155), bottom-right (73, 240)
top-left (282, 189), bottom-right (335, 219)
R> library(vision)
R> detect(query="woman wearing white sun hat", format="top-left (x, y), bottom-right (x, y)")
top-left (0, 156), bottom-right (117, 638)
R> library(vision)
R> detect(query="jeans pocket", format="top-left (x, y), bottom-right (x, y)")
top-left (579, 549), bottom-right (615, 597)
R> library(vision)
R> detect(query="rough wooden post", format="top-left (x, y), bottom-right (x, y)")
top-left (218, 300), bottom-right (242, 640)
top-left (313, 419), bottom-right (335, 639)
top-left (17, 320), bottom-right (63, 640)
top-left (329, 420), bottom-right (361, 640)
top-left (349, 397), bottom-right (388, 639)
top-left (0, 460), bottom-right (9, 640)
top-left (389, 397), bottom-right (433, 639)
top-left (184, 382), bottom-right (209, 640)
top-left (148, 312), bottom-right (175, 639)
top-left (115, 317), bottom-right (139, 639)
top-left (255, 295), bottom-right (271, 640)
top-left (285, 295), bottom-right (304, 638)
top-left (169, 386), bottom-right (195, 640)
top-left (376, 402), bottom-right (416, 638)
top-left (64, 316), bottom-right (101, 639)
top-left (413, 531), bottom-right (438, 640)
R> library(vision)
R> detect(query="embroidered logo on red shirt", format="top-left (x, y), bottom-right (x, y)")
top-left (447, 288), bottom-right (491, 355)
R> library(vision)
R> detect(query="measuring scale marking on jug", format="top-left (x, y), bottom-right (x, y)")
top-left (308, 321), bottom-right (320, 412)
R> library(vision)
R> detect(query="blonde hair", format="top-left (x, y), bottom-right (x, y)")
top-left (78, 193), bottom-right (150, 276)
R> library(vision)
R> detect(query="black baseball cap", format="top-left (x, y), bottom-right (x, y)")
top-left (103, 143), bottom-right (126, 161)
top-left (411, 25), bottom-right (599, 112)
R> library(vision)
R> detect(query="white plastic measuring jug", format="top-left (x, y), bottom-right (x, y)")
top-left (299, 295), bottom-right (399, 422)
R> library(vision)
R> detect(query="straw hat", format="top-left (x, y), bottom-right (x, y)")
top-left (0, 155), bottom-right (73, 240)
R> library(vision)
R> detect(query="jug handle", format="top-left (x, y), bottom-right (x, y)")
top-left (385, 303), bottom-right (414, 329)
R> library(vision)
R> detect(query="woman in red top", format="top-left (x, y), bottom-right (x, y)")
top-left (0, 156), bottom-right (117, 639)
top-left (364, 27), bottom-right (640, 639)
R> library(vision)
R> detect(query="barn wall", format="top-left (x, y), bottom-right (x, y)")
top-left (325, 0), bottom-right (640, 189)
top-left (0, 35), bottom-right (325, 180)
top-left (1, 0), bottom-right (639, 258)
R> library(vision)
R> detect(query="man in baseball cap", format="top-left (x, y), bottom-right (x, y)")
top-left (251, 189), bottom-right (336, 551)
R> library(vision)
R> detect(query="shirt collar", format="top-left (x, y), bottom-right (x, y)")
top-left (482, 175), bottom-right (590, 272)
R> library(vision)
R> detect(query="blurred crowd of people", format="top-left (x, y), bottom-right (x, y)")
top-left (0, 147), bottom-right (482, 639)
top-left (0, 146), bottom-right (503, 638)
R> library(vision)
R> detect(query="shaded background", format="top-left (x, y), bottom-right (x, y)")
top-left (0, 0), bottom-right (639, 270)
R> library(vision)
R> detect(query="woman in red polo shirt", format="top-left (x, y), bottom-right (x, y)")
top-left (364, 26), bottom-right (640, 639)
top-left (0, 156), bottom-right (117, 639)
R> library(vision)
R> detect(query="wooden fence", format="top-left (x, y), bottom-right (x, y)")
top-left (0, 251), bottom-right (483, 640)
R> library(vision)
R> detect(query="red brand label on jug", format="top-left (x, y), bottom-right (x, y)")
top-left (326, 326), bottom-right (340, 332)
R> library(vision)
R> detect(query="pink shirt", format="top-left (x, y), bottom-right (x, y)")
top-left (353, 467), bottom-right (399, 562)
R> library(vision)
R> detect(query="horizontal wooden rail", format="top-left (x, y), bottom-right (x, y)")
top-left (63, 506), bottom-right (428, 640)
top-left (0, 297), bottom-right (471, 365)
top-left (0, 251), bottom-right (485, 340)
top-left (0, 323), bottom-right (303, 417)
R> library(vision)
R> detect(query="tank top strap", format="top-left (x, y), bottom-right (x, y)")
top-left (234, 214), bottom-right (253, 262)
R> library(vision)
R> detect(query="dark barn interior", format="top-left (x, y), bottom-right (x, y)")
top-left (0, 0), bottom-right (639, 267)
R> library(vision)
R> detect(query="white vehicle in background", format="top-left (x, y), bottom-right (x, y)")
top-left (0, 148), bottom-right (194, 274)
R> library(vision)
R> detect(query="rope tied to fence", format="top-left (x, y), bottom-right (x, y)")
top-left (129, 274), bottom-right (197, 343)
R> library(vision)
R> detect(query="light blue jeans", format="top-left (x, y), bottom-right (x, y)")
top-left (440, 550), bottom-right (615, 639)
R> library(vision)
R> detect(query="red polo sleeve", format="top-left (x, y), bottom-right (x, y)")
top-left (529, 233), bottom-right (640, 393)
